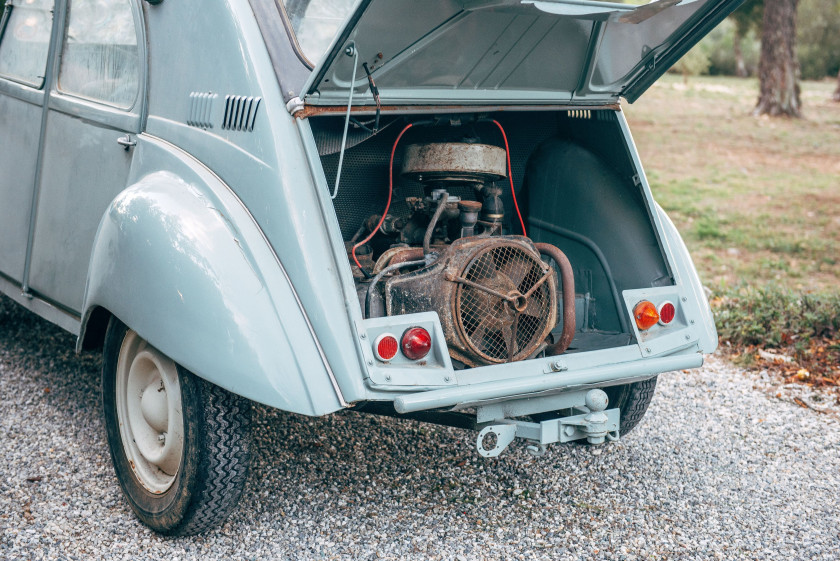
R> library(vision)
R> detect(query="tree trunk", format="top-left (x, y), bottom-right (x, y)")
top-left (754, 0), bottom-right (801, 117)
top-left (733, 31), bottom-right (748, 78)
top-left (833, 69), bottom-right (840, 102)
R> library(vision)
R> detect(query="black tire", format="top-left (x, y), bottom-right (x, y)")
top-left (102, 318), bottom-right (251, 535)
top-left (603, 376), bottom-right (658, 437)
top-left (529, 377), bottom-right (658, 438)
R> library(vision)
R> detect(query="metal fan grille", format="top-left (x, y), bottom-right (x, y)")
top-left (456, 244), bottom-right (553, 363)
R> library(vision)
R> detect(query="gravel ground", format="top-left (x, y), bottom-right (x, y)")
top-left (1, 294), bottom-right (839, 561)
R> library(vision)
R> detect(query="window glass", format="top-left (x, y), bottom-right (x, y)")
top-left (0, 0), bottom-right (55, 88)
top-left (591, 0), bottom-right (708, 86)
top-left (58, 0), bottom-right (139, 108)
top-left (281, 0), bottom-right (356, 64)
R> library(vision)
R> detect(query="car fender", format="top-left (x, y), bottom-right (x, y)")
top-left (80, 136), bottom-right (346, 415)
top-left (655, 203), bottom-right (718, 353)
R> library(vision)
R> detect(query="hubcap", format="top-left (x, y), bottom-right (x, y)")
top-left (115, 330), bottom-right (184, 494)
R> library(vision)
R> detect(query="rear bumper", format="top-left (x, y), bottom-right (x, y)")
top-left (394, 352), bottom-right (702, 413)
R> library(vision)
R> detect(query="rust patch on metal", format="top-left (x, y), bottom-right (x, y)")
top-left (295, 104), bottom-right (622, 119)
top-left (386, 236), bottom-right (557, 367)
top-left (401, 143), bottom-right (507, 182)
top-left (535, 243), bottom-right (576, 356)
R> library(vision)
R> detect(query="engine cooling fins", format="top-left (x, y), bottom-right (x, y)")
top-left (384, 236), bottom-right (561, 367)
top-left (455, 242), bottom-right (553, 364)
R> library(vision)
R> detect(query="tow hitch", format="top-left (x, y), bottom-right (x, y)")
top-left (475, 389), bottom-right (619, 458)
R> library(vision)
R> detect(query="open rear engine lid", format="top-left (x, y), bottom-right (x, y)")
top-left (300, 0), bottom-right (744, 107)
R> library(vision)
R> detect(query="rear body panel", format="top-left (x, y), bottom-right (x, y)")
top-left (0, 0), bottom-right (720, 421)
top-left (299, 106), bottom-right (715, 412)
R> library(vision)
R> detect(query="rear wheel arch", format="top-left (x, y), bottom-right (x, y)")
top-left (80, 165), bottom-right (342, 416)
top-left (78, 305), bottom-right (112, 352)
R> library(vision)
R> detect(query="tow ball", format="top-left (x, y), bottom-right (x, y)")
top-left (475, 389), bottom-right (620, 458)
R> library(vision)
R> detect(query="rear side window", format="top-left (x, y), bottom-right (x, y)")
top-left (57, 0), bottom-right (139, 108)
top-left (281, 0), bottom-right (355, 64)
top-left (0, 0), bottom-right (55, 88)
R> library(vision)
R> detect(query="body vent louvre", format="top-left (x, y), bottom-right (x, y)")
top-left (187, 92), bottom-right (217, 129)
top-left (222, 95), bottom-right (261, 131)
top-left (567, 109), bottom-right (591, 119)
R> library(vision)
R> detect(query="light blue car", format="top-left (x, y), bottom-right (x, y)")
top-left (0, 0), bottom-right (740, 535)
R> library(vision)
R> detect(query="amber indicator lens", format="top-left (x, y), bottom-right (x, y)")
top-left (658, 301), bottom-right (676, 325)
top-left (373, 333), bottom-right (399, 361)
top-left (401, 327), bottom-right (432, 360)
top-left (633, 301), bottom-right (660, 330)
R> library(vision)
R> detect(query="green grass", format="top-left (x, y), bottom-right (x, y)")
top-left (625, 75), bottom-right (840, 372)
top-left (714, 287), bottom-right (840, 348)
top-left (624, 74), bottom-right (840, 293)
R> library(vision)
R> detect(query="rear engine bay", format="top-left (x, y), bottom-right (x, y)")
top-left (311, 109), bottom-right (674, 370)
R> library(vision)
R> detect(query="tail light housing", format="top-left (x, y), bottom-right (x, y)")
top-left (658, 301), bottom-right (676, 325)
top-left (373, 333), bottom-right (399, 361)
top-left (633, 301), bottom-right (660, 330)
top-left (401, 327), bottom-right (432, 361)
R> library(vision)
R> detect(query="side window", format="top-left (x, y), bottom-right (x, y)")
top-left (57, 0), bottom-right (139, 109)
top-left (0, 0), bottom-right (55, 88)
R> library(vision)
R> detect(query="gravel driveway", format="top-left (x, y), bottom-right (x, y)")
top-left (1, 295), bottom-right (839, 560)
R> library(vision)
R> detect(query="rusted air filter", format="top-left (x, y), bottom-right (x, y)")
top-left (401, 143), bottom-right (507, 185)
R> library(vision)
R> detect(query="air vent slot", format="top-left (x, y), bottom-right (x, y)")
top-left (222, 95), bottom-right (261, 132)
top-left (567, 109), bottom-right (591, 120)
top-left (187, 92), bottom-right (217, 129)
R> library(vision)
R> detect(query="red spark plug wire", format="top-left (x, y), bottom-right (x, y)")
top-left (491, 119), bottom-right (527, 237)
top-left (352, 123), bottom-right (414, 274)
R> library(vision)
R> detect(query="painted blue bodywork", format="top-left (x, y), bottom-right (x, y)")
top-left (0, 0), bottom-right (736, 419)
top-left (82, 135), bottom-right (345, 415)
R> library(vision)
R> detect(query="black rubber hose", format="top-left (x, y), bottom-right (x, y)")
top-left (423, 193), bottom-right (449, 256)
top-left (365, 259), bottom-right (428, 319)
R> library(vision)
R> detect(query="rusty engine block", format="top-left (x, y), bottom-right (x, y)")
top-left (352, 140), bottom-right (574, 367)
top-left (385, 236), bottom-right (557, 367)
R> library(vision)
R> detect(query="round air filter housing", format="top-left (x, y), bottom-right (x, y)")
top-left (401, 143), bottom-right (507, 185)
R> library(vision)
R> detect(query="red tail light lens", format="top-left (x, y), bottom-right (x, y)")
top-left (401, 327), bottom-right (432, 361)
top-left (633, 301), bottom-right (660, 331)
top-left (373, 333), bottom-right (399, 361)
top-left (658, 301), bottom-right (676, 325)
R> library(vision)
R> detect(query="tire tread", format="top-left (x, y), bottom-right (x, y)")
top-left (174, 379), bottom-right (251, 536)
top-left (616, 376), bottom-right (657, 437)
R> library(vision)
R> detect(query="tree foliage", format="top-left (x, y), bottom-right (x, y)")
top-left (797, 0), bottom-right (840, 80)
top-left (730, 0), bottom-right (763, 76)
top-left (699, 19), bottom-right (761, 76)
top-left (731, 0), bottom-right (765, 37)
top-left (672, 46), bottom-right (711, 82)
top-left (675, 0), bottom-right (839, 81)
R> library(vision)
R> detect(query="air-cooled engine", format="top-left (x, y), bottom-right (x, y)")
top-left (350, 139), bottom-right (575, 368)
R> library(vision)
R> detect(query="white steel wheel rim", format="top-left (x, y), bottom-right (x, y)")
top-left (115, 330), bottom-right (184, 494)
